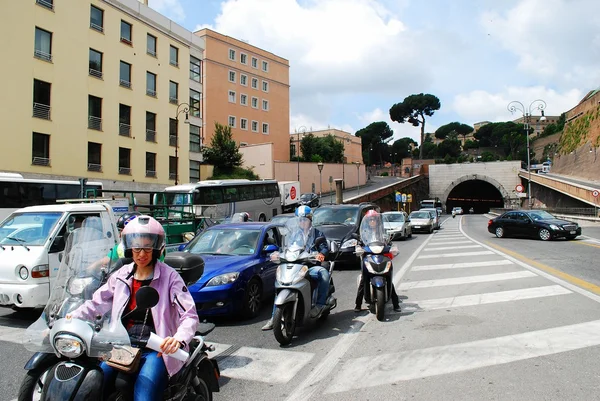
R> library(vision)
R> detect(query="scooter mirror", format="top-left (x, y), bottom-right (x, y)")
top-left (135, 286), bottom-right (159, 310)
top-left (330, 241), bottom-right (338, 254)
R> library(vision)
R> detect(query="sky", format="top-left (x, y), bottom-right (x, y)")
top-left (147, 0), bottom-right (600, 145)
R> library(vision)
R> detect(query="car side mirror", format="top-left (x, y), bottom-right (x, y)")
top-left (263, 244), bottom-right (278, 253)
top-left (330, 241), bottom-right (338, 253)
top-left (49, 236), bottom-right (65, 253)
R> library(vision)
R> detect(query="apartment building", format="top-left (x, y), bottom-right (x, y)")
top-left (195, 29), bottom-right (290, 162)
top-left (290, 128), bottom-right (363, 163)
top-left (0, 0), bottom-right (205, 189)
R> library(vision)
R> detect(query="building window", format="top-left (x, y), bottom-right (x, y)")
top-left (229, 71), bottom-right (236, 83)
top-left (262, 123), bottom-right (269, 134)
top-left (251, 97), bottom-right (258, 109)
top-left (146, 71), bottom-right (157, 97)
top-left (169, 156), bottom-right (178, 180)
top-left (120, 61), bottom-right (132, 88)
top-left (229, 49), bottom-right (235, 61)
top-left (240, 53), bottom-right (247, 64)
top-left (34, 27), bottom-right (52, 61)
top-left (90, 5), bottom-right (104, 32)
top-left (32, 79), bottom-right (51, 120)
top-left (88, 95), bottom-right (102, 130)
top-left (118, 147), bottom-right (131, 175)
top-left (251, 77), bottom-right (258, 89)
top-left (190, 90), bottom-right (201, 117)
top-left (119, 104), bottom-right (131, 136)
top-left (190, 160), bottom-right (200, 182)
top-left (262, 61), bottom-right (269, 72)
top-left (228, 116), bottom-right (236, 128)
top-left (87, 142), bottom-right (102, 172)
top-left (190, 56), bottom-right (201, 82)
top-left (190, 125), bottom-right (201, 153)
top-left (240, 118), bottom-right (248, 130)
top-left (169, 81), bottom-right (179, 104)
top-left (32, 132), bottom-right (50, 166)
top-left (146, 152), bottom-right (156, 177)
top-left (251, 121), bottom-right (258, 132)
top-left (89, 48), bottom-right (103, 78)
top-left (228, 90), bottom-right (236, 103)
top-left (36, 0), bottom-right (54, 11)
top-left (169, 118), bottom-right (178, 147)
top-left (251, 57), bottom-right (258, 68)
top-left (147, 34), bottom-right (157, 56)
top-left (240, 74), bottom-right (247, 86)
top-left (262, 81), bottom-right (269, 92)
top-left (146, 111), bottom-right (156, 142)
top-left (262, 99), bottom-right (269, 111)
top-left (170, 45), bottom-right (179, 67)
top-left (120, 20), bottom-right (132, 45)
top-left (240, 94), bottom-right (247, 106)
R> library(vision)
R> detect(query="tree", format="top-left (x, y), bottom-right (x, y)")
top-left (300, 133), bottom-right (319, 162)
top-left (355, 121), bottom-right (394, 166)
top-left (316, 135), bottom-right (344, 163)
top-left (390, 137), bottom-right (418, 161)
top-left (435, 122), bottom-right (474, 144)
top-left (202, 122), bottom-right (243, 173)
top-left (389, 93), bottom-right (441, 159)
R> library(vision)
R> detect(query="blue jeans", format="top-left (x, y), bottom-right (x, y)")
top-left (101, 350), bottom-right (168, 401)
top-left (308, 266), bottom-right (330, 306)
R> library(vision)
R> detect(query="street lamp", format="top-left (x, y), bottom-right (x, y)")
top-left (354, 161), bottom-right (361, 195)
top-left (317, 161), bottom-right (324, 200)
top-left (507, 99), bottom-right (547, 209)
top-left (296, 126), bottom-right (306, 181)
top-left (341, 137), bottom-right (350, 190)
top-left (175, 103), bottom-right (190, 185)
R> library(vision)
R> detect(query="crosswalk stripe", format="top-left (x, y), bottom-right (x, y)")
top-left (418, 250), bottom-right (494, 259)
top-left (325, 319), bottom-right (600, 394)
top-left (432, 234), bottom-right (464, 238)
top-left (426, 240), bottom-right (473, 246)
top-left (398, 271), bottom-right (537, 290)
top-left (412, 259), bottom-right (514, 271)
top-left (424, 245), bottom-right (481, 251)
top-left (404, 285), bottom-right (571, 310)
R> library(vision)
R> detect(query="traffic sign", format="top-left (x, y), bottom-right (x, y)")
top-left (290, 186), bottom-right (296, 200)
top-left (395, 192), bottom-right (402, 202)
top-left (593, 190), bottom-right (599, 198)
top-left (407, 194), bottom-right (413, 203)
top-left (515, 184), bottom-right (524, 193)
top-left (401, 193), bottom-right (407, 203)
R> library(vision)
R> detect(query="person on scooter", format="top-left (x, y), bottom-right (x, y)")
top-left (69, 215), bottom-right (199, 401)
top-left (354, 210), bottom-right (401, 312)
top-left (261, 205), bottom-right (329, 330)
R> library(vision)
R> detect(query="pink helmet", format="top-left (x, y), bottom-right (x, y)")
top-left (121, 215), bottom-right (165, 258)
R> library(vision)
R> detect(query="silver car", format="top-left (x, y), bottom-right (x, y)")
top-left (382, 211), bottom-right (412, 240)
top-left (420, 208), bottom-right (440, 230)
top-left (409, 210), bottom-right (435, 234)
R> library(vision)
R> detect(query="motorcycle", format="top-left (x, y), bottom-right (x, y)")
top-left (20, 218), bottom-right (220, 401)
top-left (271, 217), bottom-right (340, 346)
top-left (355, 215), bottom-right (399, 322)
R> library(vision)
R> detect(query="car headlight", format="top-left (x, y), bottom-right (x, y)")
top-left (18, 266), bottom-right (29, 280)
top-left (341, 239), bottom-right (357, 248)
top-left (549, 224), bottom-right (561, 230)
top-left (69, 277), bottom-right (95, 295)
top-left (206, 272), bottom-right (240, 286)
top-left (54, 334), bottom-right (85, 358)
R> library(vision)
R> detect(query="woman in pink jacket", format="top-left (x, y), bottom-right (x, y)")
top-left (72, 215), bottom-right (199, 401)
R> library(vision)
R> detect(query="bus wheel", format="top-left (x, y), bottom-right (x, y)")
top-left (259, 214), bottom-right (266, 222)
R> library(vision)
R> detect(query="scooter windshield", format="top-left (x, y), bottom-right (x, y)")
top-left (359, 214), bottom-right (387, 249)
top-left (281, 217), bottom-right (312, 261)
top-left (24, 220), bottom-right (130, 357)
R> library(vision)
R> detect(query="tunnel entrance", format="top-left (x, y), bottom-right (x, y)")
top-left (445, 179), bottom-right (504, 214)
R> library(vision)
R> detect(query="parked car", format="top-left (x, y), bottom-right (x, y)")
top-left (452, 207), bottom-right (463, 215)
top-left (299, 192), bottom-right (319, 208)
top-left (420, 208), bottom-right (440, 229)
top-left (408, 210), bottom-right (435, 234)
top-left (312, 202), bottom-right (380, 268)
top-left (488, 210), bottom-right (582, 241)
top-left (382, 211), bottom-right (412, 240)
top-left (182, 222), bottom-right (282, 318)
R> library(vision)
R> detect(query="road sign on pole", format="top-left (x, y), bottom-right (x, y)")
top-left (592, 190), bottom-right (599, 198)
top-left (515, 184), bottom-right (524, 193)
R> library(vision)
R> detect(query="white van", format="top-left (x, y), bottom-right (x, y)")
top-left (0, 203), bottom-right (118, 310)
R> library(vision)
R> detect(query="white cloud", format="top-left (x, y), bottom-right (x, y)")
top-left (148, 0), bottom-right (186, 23)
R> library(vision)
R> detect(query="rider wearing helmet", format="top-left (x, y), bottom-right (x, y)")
top-left (71, 215), bottom-right (199, 398)
top-left (230, 212), bottom-right (252, 223)
top-left (262, 205), bottom-right (330, 330)
top-left (117, 211), bottom-right (142, 231)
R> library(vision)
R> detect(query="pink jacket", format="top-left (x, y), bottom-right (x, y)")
top-left (74, 261), bottom-right (199, 377)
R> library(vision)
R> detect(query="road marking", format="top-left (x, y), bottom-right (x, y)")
top-left (399, 271), bottom-right (536, 290)
top-left (426, 240), bottom-right (474, 245)
top-left (418, 250), bottom-right (494, 259)
top-left (412, 259), bottom-right (514, 271)
top-left (432, 234), bottom-right (464, 238)
top-left (0, 326), bottom-right (27, 345)
top-left (404, 285), bottom-right (571, 310)
top-left (573, 240), bottom-right (600, 250)
top-left (325, 319), bottom-right (600, 394)
top-left (424, 244), bottom-right (481, 251)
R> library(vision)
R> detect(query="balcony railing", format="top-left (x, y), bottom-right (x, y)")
top-left (32, 157), bottom-right (50, 166)
top-left (120, 37), bottom-right (132, 45)
top-left (33, 103), bottom-right (51, 120)
top-left (169, 96), bottom-right (178, 104)
top-left (146, 170), bottom-right (156, 177)
top-left (90, 22), bottom-right (103, 33)
top-left (34, 49), bottom-right (52, 62)
top-left (119, 167), bottom-right (131, 175)
top-left (146, 89), bottom-right (157, 97)
top-left (169, 135), bottom-right (178, 147)
top-left (89, 68), bottom-right (103, 79)
top-left (119, 123), bottom-right (131, 137)
top-left (87, 163), bottom-right (102, 172)
top-left (120, 79), bottom-right (131, 89)
top-left (146, 129), bottom-right (156, 142)
top-left (88, 116), bottom-right (102, 131)
top-left (36, 0), bottom-right (54, 10)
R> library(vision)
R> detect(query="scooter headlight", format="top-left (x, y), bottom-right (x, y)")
top-left (341, 239), bottom-right (358, 249)
top-left (276, 264), bottom-right (308, 285)
top-left (54, 334), bottom-right (85, 358)
top-left (284, 249), bottom-right (301, 262)
top-left (369, 245), bottom-right (384, 254)
top-left (366, 260), bottom-right (392, 274)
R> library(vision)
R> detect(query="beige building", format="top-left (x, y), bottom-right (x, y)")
top-left (0, 0), bottom-right (205, 190)
top-left (512, 115), bottom-right (560, 138)
top-left (290, 128), bottom-right (363, 164)
top-left (195, 29), bottom-right (290, 163)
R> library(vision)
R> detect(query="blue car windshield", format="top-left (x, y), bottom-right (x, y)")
top-left (187, 228), bottom-right (261, 256)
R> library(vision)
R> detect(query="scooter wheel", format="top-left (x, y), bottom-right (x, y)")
top-left (375, 288), bottom-right (385, 321)
top-left (18, 365), bottom-right (52, 401)
top-left (191, 377), bottom-right (213, 401)
top-left (273, 304), bottom-right (295, 346)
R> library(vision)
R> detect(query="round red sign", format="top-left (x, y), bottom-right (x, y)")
top-left (290, 186), bottom-right (297, 200)
top-left (593, 190), bottom-right (599, 198)
top-left (515, 184), bottom-right (524, 193)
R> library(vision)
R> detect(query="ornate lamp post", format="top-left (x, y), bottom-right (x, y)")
top-left (317, 161), bottom-right (324, 200)
top-left (295, 126), bottom-right (306, 181)
top-left (354, 161), bottom-right (361, 195)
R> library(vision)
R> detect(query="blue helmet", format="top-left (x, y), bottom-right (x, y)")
top-left (295, 205), bottom-right (313, 219)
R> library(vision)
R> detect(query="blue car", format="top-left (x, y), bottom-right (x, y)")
top-left (182, 222), bottom-right (282, 318)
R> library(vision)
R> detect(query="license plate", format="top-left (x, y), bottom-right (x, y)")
top-left (414, 226), bottom-right (421, 229)
top-left (570, 230), bottom-right (576, 234)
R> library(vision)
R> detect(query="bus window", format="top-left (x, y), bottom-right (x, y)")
top-left (238, 185), bottom-right (254, 201)
top-left (224, 187), bottom-right (238, 202)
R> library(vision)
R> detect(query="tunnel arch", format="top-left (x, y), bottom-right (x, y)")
top-left (441, 174), bottom-right (510, 213)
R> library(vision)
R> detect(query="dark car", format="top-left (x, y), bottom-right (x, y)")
top-left (487, 210), bottom-right (582, 241)
top-left (312, 202), bottom-right (380, 268)
top-left (300, 193), bottom-right (319, 208)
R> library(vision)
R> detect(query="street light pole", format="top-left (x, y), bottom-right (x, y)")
top-left (317, 161), bottom-right (324, 201)
top-left (175, 103), bottom-right (190, 185)
top-left (507, 99), bottom-right (547, 209)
